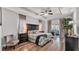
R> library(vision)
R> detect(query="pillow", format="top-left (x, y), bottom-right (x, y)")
top-left (28, 31), bottom-right (33, 34)
top-left (33, 30), bottom-right (39, 33)
top-left (28, 30), bottom-right (39, 34)
top-left (6, 35), bottom-right (13, 43)
top-left (32, 30), bottom-right (36, 34)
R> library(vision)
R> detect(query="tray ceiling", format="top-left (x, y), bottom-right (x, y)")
top-left (20, 7), bottom-right (74, 20)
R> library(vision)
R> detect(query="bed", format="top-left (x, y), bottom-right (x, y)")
top-left (28, 30), bottom-right (53, 46)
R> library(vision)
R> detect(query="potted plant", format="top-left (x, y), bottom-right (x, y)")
top-left (63, 18), bottom-right (73, 35)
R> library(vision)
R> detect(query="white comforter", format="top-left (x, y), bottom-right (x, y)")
top-left (28, 33), bottom-right (53, 46)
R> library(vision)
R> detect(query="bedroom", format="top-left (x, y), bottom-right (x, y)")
top-left (0, 7), bottom-right (78, 51)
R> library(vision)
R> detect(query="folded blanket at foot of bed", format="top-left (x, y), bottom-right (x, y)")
top-left (35, 34), bottom-right (50, 46)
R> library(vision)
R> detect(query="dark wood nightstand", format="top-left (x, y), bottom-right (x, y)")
top-left (18, 33), bottom-right (28, 43)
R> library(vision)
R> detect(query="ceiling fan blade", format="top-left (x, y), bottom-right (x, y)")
top-left (40, 13), bottom-right (44, 16)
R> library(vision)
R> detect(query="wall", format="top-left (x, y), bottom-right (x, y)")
top-left (44, 20), bottom-right (48, 33)
top-left (51, 18), bottom-right (60, 25)
top-left (72, 8), bottom-right (77, 35)
top-left (44, 18), bottom-right (60, 33)
top-left (39, 20), bottom-right (45, 31)
top-left (0, 7), bottom-right (2, 50)
top-left (18, 15), bottom-right (40, 33)
top-left (73, 8), bottom-right (79, 49)
top-left (0, 7), bottom-right (48, 49)
top-left (4, 8), bottom-right (46, 31)
top-left (1, 7), bottom-right (48, 38)
top-left (1, 8), bottom-right (19, 48)
top-left (0, 8), bottom-right (1, 23)
top-left (72, 8), bottom-right (79, 35)
top-left (42, 20), bottom-right (46, 32)
top-left (76, 8), bottom-right (79, 35)
top-left (0, 26), bottom-right (2, 51)
top-left (2, 8), bottom-right (19, 37)
top-left (26, 16), bottom-right (47, 32)
top-left (2, 8), bottom-right (45, 34)
top-left (2, 7), bottom-right (48, 33)
top-left (26, 16), bottom-right (39, 25)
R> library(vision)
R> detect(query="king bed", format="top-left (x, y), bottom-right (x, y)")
top-left (28, 30), bottom-right (53, 46)
top-left (27, 24), bottom-right (53, 46)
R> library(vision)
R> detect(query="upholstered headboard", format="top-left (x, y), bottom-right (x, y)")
top-left (27, 24), bottom-right (39, 30)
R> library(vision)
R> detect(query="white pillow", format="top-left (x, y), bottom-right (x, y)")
top-left (28, 31), bottom-right (33, 34)
top-left (6, 35), bottom-right (13, 43)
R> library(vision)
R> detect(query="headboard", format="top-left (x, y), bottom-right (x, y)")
top-left (27, 24), bottom-right (39, 30)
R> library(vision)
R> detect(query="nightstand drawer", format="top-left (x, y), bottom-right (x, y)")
top-left (18, 33), bottom-right (28, 43)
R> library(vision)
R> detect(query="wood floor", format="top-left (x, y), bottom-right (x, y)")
top-left (2, 39), bottom-right (61, 51)
top-left (15, 40), bottom-right (59, 51)
top-left (3, 37), bottom-right (64, 51)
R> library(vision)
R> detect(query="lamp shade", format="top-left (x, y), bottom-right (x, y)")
top-left (23, 24), bottom-right (28, 33)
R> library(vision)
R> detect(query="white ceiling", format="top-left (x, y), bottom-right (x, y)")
top-left (20, 7), bottom-right (75, 20)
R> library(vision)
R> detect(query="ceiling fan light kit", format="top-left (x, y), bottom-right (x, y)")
top-left (40, 7), bottom-right (53, 16)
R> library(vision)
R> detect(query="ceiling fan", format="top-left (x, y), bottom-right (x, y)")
top-left (40, 7), bottom-right (53, 16)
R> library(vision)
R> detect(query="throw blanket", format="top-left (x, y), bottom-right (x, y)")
top-left (35, 34), bottom-right (47, 45)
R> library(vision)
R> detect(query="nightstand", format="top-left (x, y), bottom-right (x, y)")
top-left (18, 33), bottom-right (28, 43)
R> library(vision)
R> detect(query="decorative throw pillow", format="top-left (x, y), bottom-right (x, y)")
top-left (6, 35), bottom-right (13, 43)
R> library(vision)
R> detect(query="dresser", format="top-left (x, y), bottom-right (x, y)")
top-left (65, 35), bottom-right (78, 51)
